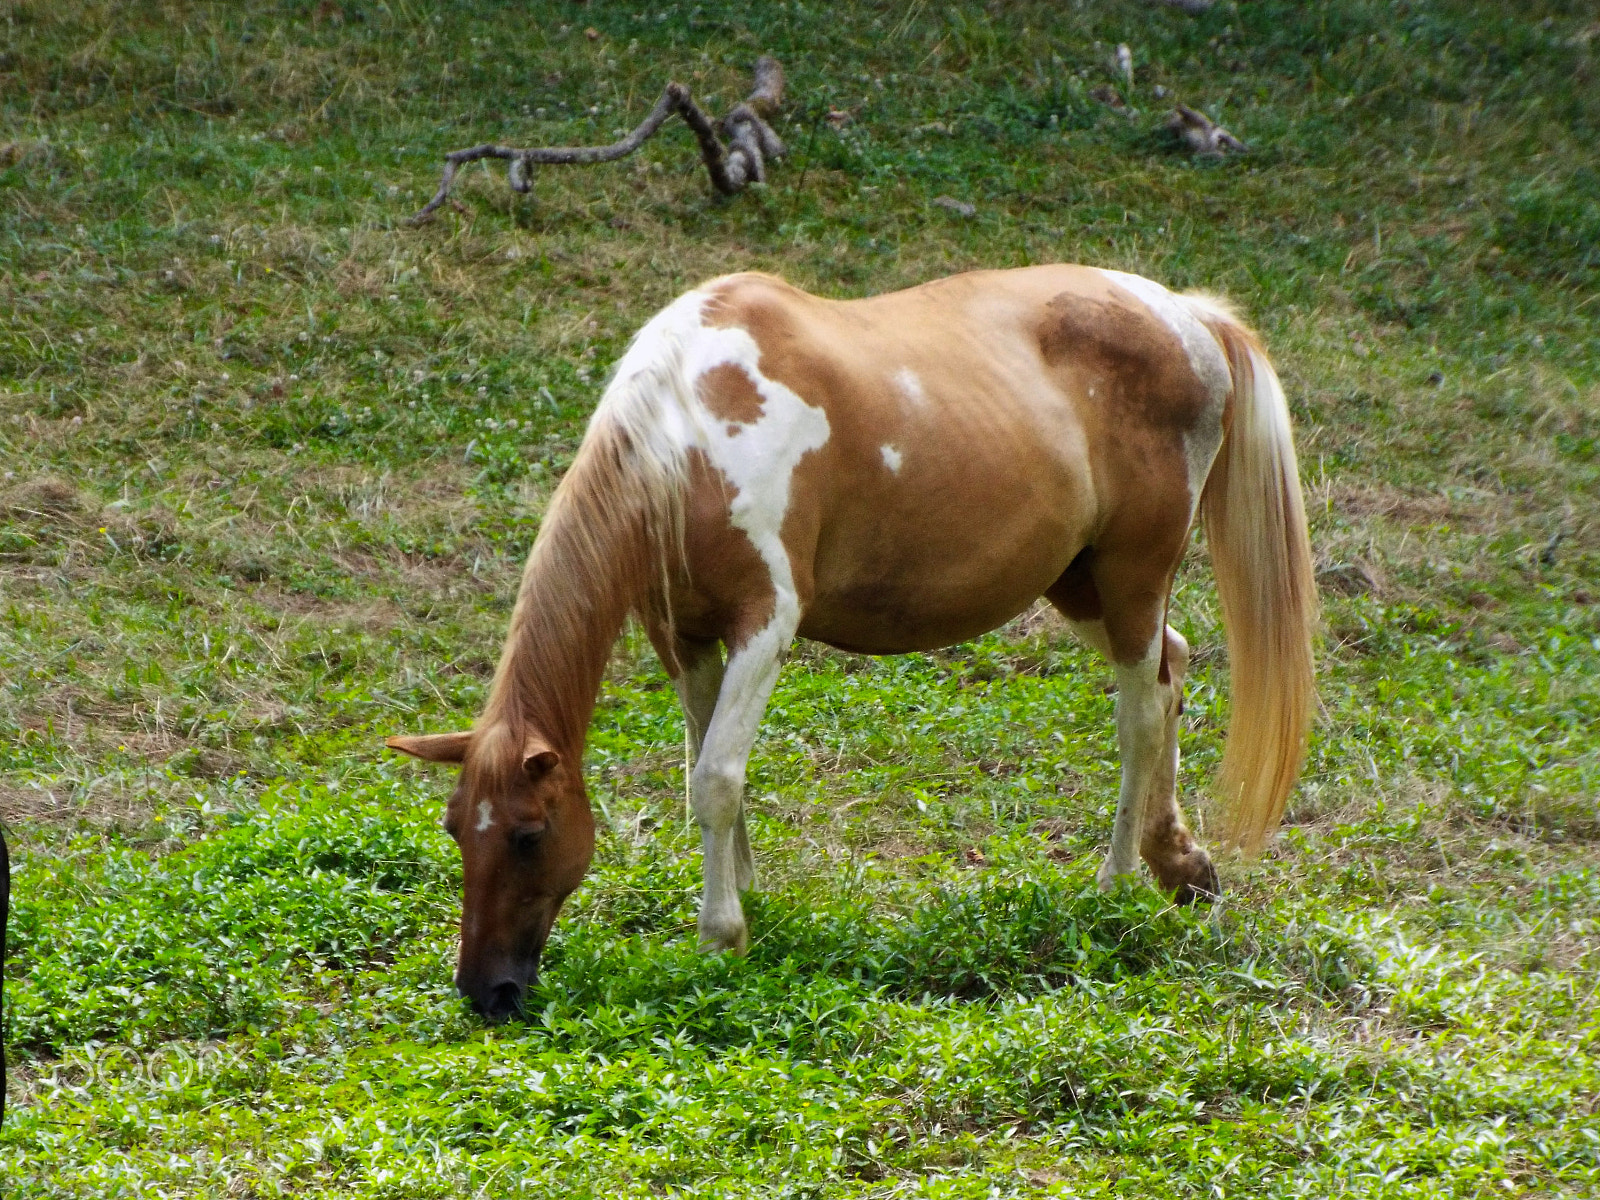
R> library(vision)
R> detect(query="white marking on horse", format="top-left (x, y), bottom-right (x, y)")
top-left (683, 325), bottom-right (831, 605)
top-left (893, 366), bottom-right (925, 406)
top-left (880, 444), bottom-right (903, 474)
top-left (657, 310), bottom-right (833, 952)
top-left (587, 288), bottom-right (712, 495)
top-left (475, 800), bottom-right (494, 833)
top-left (1101, 634), bottom-right (1168, 887)
top-left (598, 287), bottom-right (831, 599)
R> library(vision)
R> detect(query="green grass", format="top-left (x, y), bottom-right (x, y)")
top-left (2, 0), bottom-right (1598, 1195)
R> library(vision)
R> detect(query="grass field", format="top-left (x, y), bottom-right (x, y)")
top-left (2, 0), bottom-right (1598, 1195)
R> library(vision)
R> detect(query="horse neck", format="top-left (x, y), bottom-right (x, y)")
top-left (480, 477), bottom-right (652, 757)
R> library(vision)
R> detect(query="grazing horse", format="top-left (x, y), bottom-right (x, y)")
top-left (389, 265), bottom-right (1316, 1020)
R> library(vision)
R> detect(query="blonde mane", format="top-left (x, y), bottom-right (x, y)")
top-left (477, 292), bottom-right (710, 756)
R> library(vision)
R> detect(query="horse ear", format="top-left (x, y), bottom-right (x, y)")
top-left (386, 731), bottom-right (472, 764)
top-left (522, 736), bottom-right (561, 780)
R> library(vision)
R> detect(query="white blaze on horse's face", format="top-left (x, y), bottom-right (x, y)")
top-left (475, 799), bottom-right (494, 833)
top-left (880, 444), bottom-right (904, 474)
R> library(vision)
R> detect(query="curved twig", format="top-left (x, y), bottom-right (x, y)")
top-left (410, 57), bottom-right (787, 225)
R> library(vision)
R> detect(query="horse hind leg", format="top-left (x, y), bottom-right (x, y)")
top-left (1048, 554), bottom-right (1216, 902)
top-left (1100, 637), bottom-right (1168, 888)
top-left (1137, 627), bottom-right (1219, 904)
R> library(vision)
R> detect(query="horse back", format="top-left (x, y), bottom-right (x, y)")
top-left (667, 267), bottom-right (1231, 653)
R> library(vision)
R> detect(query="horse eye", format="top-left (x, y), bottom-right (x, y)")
top-left (509, 823), bottom-right (546, 853)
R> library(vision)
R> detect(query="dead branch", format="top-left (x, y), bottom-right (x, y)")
top-left (1166, 104), bottom-right (1247, 157)
top-left (410, 56), bottom-right (787, 225)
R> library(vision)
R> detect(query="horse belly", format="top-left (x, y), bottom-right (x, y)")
top-left (798, 470), bottom-right (1087, 655)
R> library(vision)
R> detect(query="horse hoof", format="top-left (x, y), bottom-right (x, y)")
top-left (697, 920), bottom-right (749, 956)
top-left (1095, 862), bottom-right (1136, 893)
top-left (1169, 854), bottom-right (1221, 906)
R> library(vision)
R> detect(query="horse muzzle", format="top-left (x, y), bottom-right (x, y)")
top-left (456, 955), bottom-right (540, 1022)
top-left (462, 976), bottom-right (528, 1021)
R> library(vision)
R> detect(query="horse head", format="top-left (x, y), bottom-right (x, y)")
top-left (387, 724), bottom-right (594, 1020)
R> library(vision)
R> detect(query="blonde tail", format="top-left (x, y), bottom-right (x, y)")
top-left (1189, 299), bottom-right (1318, 852)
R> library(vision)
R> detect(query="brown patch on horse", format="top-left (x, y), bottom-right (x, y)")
top-left (1035, 286), bottom-right (1214, 664)
top-left (667, 451), bottom-right (778, 649)
top-left (701, 273), bottom-right (838, 397)
top-left (696, 362), bottom-right (766, 424)
top-left (1039, 293), bottom-right (1152, 380)
top-left (702, 272), bottom-right (806, 326)
top-left (1038, 289), bottom-right (1210, 430)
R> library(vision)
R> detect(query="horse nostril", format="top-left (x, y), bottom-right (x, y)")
top-left (482, 979), bottom-right (524, 1021)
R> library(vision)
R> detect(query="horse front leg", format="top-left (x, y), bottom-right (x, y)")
top-left (673, 638), bottom-right (725, 765)
top-left (670, 639), bottom-right (755, 894)
top-left (690, 607), bottom-right (796, 953)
